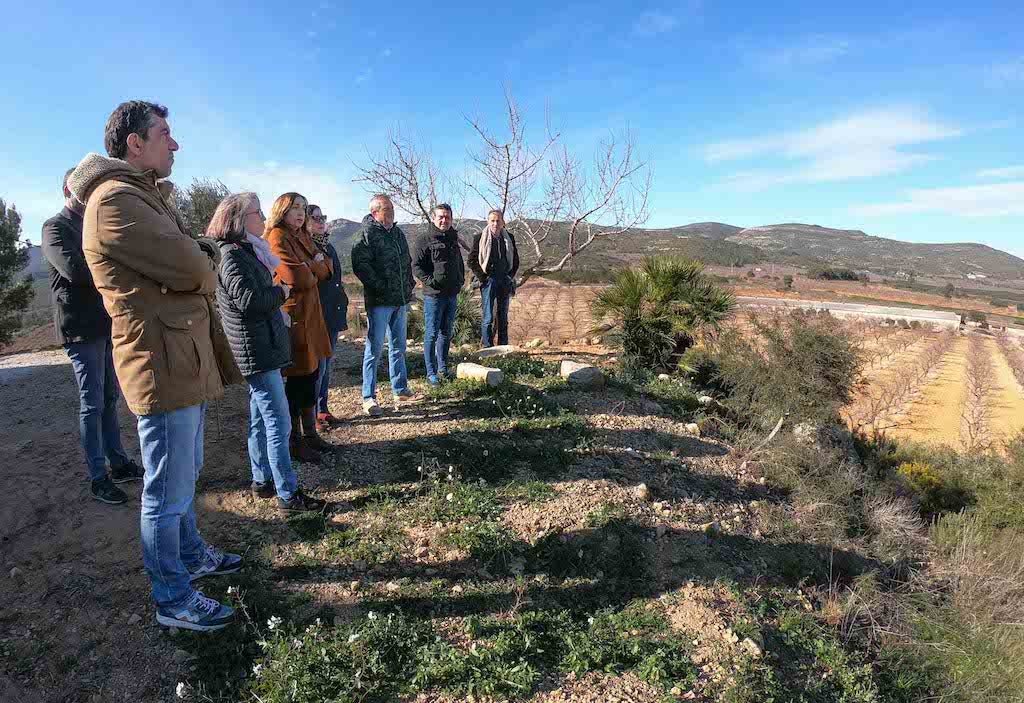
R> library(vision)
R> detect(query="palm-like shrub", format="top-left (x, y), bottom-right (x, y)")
top-left (591, 256), bottom-right (735, 374)
top-left (453, 288), bottom-right (482, 346)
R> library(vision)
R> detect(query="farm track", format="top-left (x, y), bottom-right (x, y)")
top-left (888, 337), bottom-right (969, 447)
top-left (986, 337), bottom-right (1024, 446)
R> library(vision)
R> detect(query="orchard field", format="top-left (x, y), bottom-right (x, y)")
top-left (505, 283), bottom-right (1024, 451)
top-left (844, 324), bottom-right (1024, 450)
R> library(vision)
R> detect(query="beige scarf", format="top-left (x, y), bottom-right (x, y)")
top-left (478, 227), bottom-right (512, 275)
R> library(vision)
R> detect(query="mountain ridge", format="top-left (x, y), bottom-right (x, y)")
top-left (325, 217), bottom-right (1024, 279)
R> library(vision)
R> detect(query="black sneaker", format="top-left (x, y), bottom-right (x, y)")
top-left (91, 478), bottom-right (128, 505)
top-left (277, 491), bottom-right (329, 515)
top-left (111, 460), bottom-right (145, 484)
top-left (251, 481), bottom-right (275, 500)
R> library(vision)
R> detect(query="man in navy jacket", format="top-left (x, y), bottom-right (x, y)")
top-left (41, 168), bottom-right (143, 505)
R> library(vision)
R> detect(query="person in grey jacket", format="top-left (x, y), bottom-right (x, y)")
top-left (41, 168), bottom-right (143, 505)
top-left (412, 204), bottom-right (465, 385)
top-left (208, 193), bottom-right (326, 515)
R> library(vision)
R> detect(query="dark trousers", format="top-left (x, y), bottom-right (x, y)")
top-left (65, 338), bottom-right (130, 481)
top-left (481, 279), bottom-right (511, 347)
top-left (284, 372), bottom-right (318, 417)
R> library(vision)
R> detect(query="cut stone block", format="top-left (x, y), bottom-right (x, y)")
top-left (559, 360), bottom-right (605, 388)
top-left (456, 363), bottom-right (504, 386)
top-left (476, 345), bottom-right (519, 359)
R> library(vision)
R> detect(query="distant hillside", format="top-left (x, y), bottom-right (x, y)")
top-left (729, 223), bottom-right (1024, 278)
top-left (665, 222), bottom-right (744, 241)
top-left (326, 217), bottom-right (1024, 280)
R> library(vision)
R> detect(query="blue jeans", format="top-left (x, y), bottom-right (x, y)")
top-left (481, 280), bottom-right (511, 347)
top-left (65, 338), bottom-right (130, 482)
top-left (137, 403), bottom-right (208, 609)
top-left (247, 370), bottom-right (297, 501)
top-left (423, 294), bottom-right (458, 383)
top-left (315, 332), bottom-right (340, 415)
top-left (362, 305), bottom-right (409, 400)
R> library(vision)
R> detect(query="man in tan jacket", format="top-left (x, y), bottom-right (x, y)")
top-left (68, 101), bottom-right (242, 631)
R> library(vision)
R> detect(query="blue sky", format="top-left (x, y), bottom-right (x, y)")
top-left (2, 0), bottom-right (1022, 258)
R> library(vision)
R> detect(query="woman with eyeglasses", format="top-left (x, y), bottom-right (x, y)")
top-left (264, 192), bottom-right (335, 463)
top-left (207, 193), bottom-right (327, 514)
top-left (305, 204), bottom-right (349, 432)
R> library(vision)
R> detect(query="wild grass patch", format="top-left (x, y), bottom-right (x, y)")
top-left (248, 604), bottom-right (697, 701)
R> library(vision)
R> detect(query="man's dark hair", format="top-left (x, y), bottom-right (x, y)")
top-left (104, 101), bottom-right (169, 159)
top-left (433, 203), bottom-right (453, 216)
top-left (62, 167), bottom-right (75, 194)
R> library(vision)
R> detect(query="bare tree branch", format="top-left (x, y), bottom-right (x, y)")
top-left (355, 88), bottom-right (651, 279)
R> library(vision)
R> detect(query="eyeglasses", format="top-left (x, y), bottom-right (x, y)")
top-left (244, 209), bottom-right (265, 218)
top-left (310, 215), bottom-right (328, 223)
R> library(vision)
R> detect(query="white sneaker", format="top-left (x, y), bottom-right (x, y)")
top-left (362, 398), bottom-right (384, 417)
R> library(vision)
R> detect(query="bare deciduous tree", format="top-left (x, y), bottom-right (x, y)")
top-left (354, 87), bottom-right (652, 278)
top-left (354, 127), bottom-right (464, 224)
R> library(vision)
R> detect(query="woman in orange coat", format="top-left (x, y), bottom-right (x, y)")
top-left (263, 192), bottom-right (334, 462)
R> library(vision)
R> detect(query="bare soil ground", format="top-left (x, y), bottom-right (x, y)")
top-left (0, 340), bottom-right (789, 702)
top-left (890, 336), bottom-right (970, 447)
top-left (983, 337), bottom-right (1024, 446)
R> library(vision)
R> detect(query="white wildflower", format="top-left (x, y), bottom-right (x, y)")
top-left (252, 663), bottom-right (263, 676)
top-left (367, 611), bottom-right (378, 620)
top-left (348, 633), bottom-right (360, 643)
top-left (226, 586), bottom-right (238, 596)
top-left (267, 615), bottom-right (283, 630)
top-left (176, 682), bottom-right (188, 698)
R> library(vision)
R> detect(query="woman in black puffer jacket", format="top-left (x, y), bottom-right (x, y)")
top-left (207, 193), bottom-right (325, 515)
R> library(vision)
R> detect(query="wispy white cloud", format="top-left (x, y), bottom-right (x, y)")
top-left (749, 35), bottom-right (852, 69)
top-left (854, 181), bottom-right (1024, 217)
top-left (223, 163), bottom-right (364, 220)
top-left (704, 106), bottom-right (962, 190)
top-left (977, 165), bottom-right (1024, 180)
top-left (632, 10), bottom-right (680, 37)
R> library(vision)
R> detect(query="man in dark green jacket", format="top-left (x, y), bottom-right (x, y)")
top-left (412, 203), bottom-right (465, 386)
top-left (351, 194), bottom-right (417, 415)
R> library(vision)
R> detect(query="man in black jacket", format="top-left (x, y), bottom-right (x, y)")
top-left (469, 209), bottom-right (520, 347)
top-left (42, 169), bottom-right (143, 505)
top-left (412, 204), bottom-right (465, 386)
top-left (351, 194), bottom-right (418, 415)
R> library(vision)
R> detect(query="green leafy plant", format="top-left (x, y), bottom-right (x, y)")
top-left (592, 256), bottom-right (735, 374)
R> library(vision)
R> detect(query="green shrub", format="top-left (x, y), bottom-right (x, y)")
top-left (452, 287), bottom-right (481, 346)
top-left (716, 312), bottom-right (861, 427)
top-left (642, 376), bottom-right (701, 416)
top-left (679, 345), bottom-right (725, 393)
top-left (407, 302), bottom-right (425, 340)
top-left (592, 256), bottom-right (735, 374)
top-left (895, 461), bottom-right (972, 517)
top-left (249, 606), bottom-right (697, 701)
top-left (484, 352), bottom-right (554, 379)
